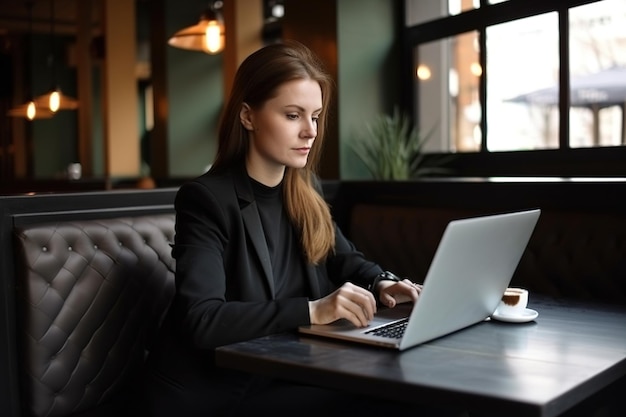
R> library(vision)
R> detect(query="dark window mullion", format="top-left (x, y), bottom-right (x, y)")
top-left (479, 27), bottom-right (488, 152)
top-left (405, 0), bottom-right (599, 45)
top-left (558, 7), bottom-right (571, 149)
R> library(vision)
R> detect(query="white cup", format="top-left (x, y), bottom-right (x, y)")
top-left (496, 287), bottom-right (529, 316)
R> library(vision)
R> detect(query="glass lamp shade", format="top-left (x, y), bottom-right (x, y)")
top-left (168, 10), bottom-right (225, 54)
top-left (7, 101), bottom-right (55, 120)
top-left (34, 89), bottom-right (79, 112)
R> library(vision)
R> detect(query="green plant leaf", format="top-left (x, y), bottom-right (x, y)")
top-left (349, 107), bottom-right (452, 180)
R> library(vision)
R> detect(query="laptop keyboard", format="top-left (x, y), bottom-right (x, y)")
top-left (365, 317), bottom-right (409, 339)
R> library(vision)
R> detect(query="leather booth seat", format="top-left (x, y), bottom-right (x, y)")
top-left (14, 215), bottom-right (175, 417)
top-left (0, 189), bottom-right (178, 417)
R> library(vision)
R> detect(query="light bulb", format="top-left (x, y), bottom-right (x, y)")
top-left (470, 62), bottom-right (482, 77)
top-left (49, 90), bottom-right (60, 112)
top-left (416, 65), bottom-right (432, 80)
top-left (204, 21), bottom-right (222, 54)
top-left (27, 101), bottom-right (36, 120)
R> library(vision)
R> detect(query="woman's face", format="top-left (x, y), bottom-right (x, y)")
top-left (241, 78), bottom-right (322, 186)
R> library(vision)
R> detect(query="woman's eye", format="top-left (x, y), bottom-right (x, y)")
top-left (286, 113), bottom-right (299, 120)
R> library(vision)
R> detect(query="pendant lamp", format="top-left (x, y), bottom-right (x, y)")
top-left (7, 102), bottom-right (55, 120)
top-left (34, 0), bottom-right (78, 112)
top-left (6, 0), bottom-right (54, 120)
top-left (168, 1), bottom-right (225, 54)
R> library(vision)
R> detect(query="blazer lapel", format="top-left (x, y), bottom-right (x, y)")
top-left (234, 167), bottom-right (276, 298)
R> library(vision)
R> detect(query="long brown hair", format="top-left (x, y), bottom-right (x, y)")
top-left (212, 40), bottom-right (335, 265)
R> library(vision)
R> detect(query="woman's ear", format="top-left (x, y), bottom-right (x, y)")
top-left (240, 103), bottom-right (254, 131)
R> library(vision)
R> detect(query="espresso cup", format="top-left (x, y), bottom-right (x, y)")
top-left (496, 287), bottom-right (528, 316)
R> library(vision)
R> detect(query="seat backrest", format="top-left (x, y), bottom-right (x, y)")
top-left (348, 204), bottom-right (626, 304)
top-left (13, 214), bottom-right (176, 417)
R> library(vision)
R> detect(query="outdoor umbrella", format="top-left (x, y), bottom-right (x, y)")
top-left (506, 66), bottom-right (626, 144)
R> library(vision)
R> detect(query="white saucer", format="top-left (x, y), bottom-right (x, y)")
top-left (491, 308), bottom-right (539, 323)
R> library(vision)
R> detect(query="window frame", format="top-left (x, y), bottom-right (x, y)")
top-left (401, 0), bottom-right (626, 177)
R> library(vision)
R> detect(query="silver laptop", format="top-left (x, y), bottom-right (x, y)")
top-left (299, 209), bottom-right (541, 351)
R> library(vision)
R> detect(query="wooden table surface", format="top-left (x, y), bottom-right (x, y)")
top-left (216, 296), bottom-right (626, 417)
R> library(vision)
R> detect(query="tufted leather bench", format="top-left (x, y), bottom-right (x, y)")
top-left (14, 215), bottom-right (175, 417)
top-left (1, 189), bottom-right (178, 417)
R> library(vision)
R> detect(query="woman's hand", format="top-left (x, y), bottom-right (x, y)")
top-left (308, 282), bottom-right (377, 327)
top-left (377, 279), bottom-right (422, 308)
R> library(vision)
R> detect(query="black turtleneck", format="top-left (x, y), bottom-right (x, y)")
top-left (249, 177), bottom-right (309, 298)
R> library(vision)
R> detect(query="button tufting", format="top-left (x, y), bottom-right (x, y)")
top-left (15, 213), bottom-right (178, 414)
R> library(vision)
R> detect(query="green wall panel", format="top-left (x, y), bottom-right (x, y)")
top-left (337, 0), bottom-right (400, 179)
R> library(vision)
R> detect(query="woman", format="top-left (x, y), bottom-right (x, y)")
top-left (143, 40), bottom-right (450, 417)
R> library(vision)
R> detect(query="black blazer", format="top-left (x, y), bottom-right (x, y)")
top-left (167, 164), bottom-right (383, 351)
top-left (144, 165), bottom-right (383, 411)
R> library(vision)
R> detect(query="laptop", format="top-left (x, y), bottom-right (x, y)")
top-left (299, 208), bottom-right (541, 351)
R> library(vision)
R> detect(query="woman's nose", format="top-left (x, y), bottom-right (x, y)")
top-left (301, 120), bottom-right (317, 138)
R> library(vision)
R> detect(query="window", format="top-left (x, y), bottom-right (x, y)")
top-left (415, 32), bottom-right (482, 153)
top-left (404, 0), bottom-right (626, 177)
top-left (569, 1), bottom-right (626, 148)
top-left (487, 13), bottom-right (560, 151)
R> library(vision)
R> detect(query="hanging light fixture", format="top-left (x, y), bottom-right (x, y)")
top-left (7, 103), bottom-right (55, 120)
top-left (168, 1), bottom-right (225, 54)
top-left (6, 0), bottom-right (53, 120)
top-left (34, 0), bottom-right (78, 112)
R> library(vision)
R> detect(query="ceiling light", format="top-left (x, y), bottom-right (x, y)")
top-left (7, 102), bottom-right (54, 120)
top-left (6, 0), bottom-right (58, 120)
top-left (34, 89), bottom-right (79, 112)
top-left (36, 0), bottom-right (78, 113)
top-left (168, 4), bottom-right (225, 54)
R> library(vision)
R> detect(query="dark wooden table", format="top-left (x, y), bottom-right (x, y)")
top-left (215, 296), bottom-right (626, 417)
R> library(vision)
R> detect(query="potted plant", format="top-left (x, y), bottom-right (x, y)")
top-left (350, 108), bottom-right (452, 180)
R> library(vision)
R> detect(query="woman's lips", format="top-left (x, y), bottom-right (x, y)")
top-left (294, 147), bottom-right (311, 154)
